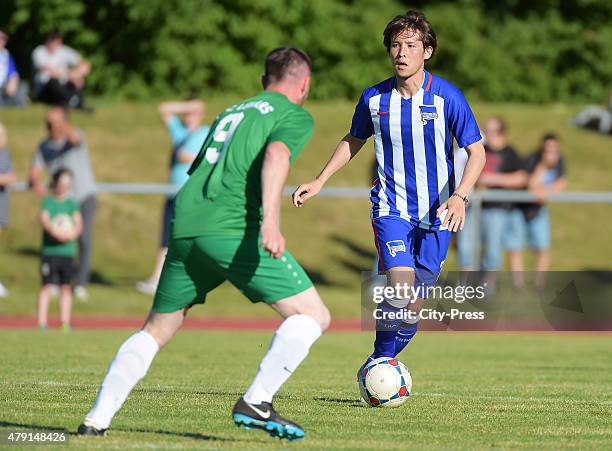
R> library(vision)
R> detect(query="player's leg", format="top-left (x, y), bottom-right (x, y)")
top-left (243, 286), bottom-right (330, 404)
top-left (232, 287), bottom-right (329, 441)
top-left (392, 228), bottom-right (452, 357)
top-left (368, 217), bottom-right (417, 361)
top-left (79, 237), bottom-right (222, 436)
top-left (210, 234), bottom-right (328, 440)
top-left (80, 309), bottom-right (186, 435)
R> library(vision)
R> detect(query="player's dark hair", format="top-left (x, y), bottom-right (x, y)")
top-left (49, 167), bottom-right (72, 189)
top-left (383, 10), bottom-right (437, 59)
top-left (262, 47), bottom-right (312, 87)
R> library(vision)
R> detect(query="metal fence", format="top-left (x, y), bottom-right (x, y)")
top-left (10, 182), bottom-right (612, 265)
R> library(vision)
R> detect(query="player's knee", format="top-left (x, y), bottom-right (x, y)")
top-left (143, 310), bottom-right (185, 348)
top-left (317, 305), bottom-right (331, 332)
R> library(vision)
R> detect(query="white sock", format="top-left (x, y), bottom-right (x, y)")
top-left (243, 314), bottom-right (322, 405)
top-left (85, 330), bottom-right (159, 429)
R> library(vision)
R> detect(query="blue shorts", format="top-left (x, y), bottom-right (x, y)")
top-left (372, 216), bottom-right (452, 288)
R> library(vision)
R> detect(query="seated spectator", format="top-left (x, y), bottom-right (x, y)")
top-left (136, 100), bottom-right (209, 295)
top-left (572, 90), bottom-right (612, 135)
top-left (29, 107), bottom-right (97, 300)
top-left (477, 117), bottom-right (527, 288)
top-left (32, 31), bottom-right (92, 111)
top-left (0, 121), bottom-right (17, 297)
top-left (514, 133), bottom-right (567, 290)
top-left (0, 28), bottom-right (28, 107)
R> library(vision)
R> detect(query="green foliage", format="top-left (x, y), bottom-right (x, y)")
top-left (1, 0), bottom-right (611, 102)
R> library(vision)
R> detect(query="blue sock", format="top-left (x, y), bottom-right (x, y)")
top-left (369, 302), bottom-right (401, 360)
top-left (393, 321), bottom-right (418, 356)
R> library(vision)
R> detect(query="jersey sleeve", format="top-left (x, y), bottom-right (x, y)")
top-left (446, 90), bottom-right (481, 148)
top-left (268, 108), bottom-right (314, 162)
top-left (349, 92), bottom-right (373, 140)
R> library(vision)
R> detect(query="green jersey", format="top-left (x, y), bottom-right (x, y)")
top-left (41, 195), bottom-right (79, 257)
top-left (172, 91), bottom-right (314, 238)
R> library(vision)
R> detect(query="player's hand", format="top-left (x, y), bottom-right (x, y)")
top-left (292, 180), bottom-right (323, 207)
top-left (436, 195), bottom-right (466, 233)
top-left (260, 222), bottom-right (285, 258)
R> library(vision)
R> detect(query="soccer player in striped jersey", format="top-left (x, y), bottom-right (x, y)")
top-left (293, 10), bottom-right (486, 365)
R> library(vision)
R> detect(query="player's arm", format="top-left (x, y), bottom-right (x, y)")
top-left (292, 134), bottom-right (366, 207)
top-left (261, 141), bottom-right (292, 258)
top-left (437, 140), bottom-right (486, 232)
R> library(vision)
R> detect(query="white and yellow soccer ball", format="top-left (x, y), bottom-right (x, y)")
top-left (358, 357), bottom-right (412, 407)
top-left (51, 213), bottom-right (75, 236)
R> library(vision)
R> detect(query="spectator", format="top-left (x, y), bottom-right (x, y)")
top-left (29, 107), bottom-right (96, 300)
top-left (572, 90), bottom-right (612, 135)
top-left (37, 168), bottom-right (82, 332)
top-left (0, 28), bottom-right (28, 107)
top-left (512, 133), bottom-right (567, 290)
top-left (477, 117), bottom-right (527, 282)
top-left (0, 122), bottom-right (17, 297)
top-left (136, 99), bottom-right (209, 295)
top-left (32, 31), bottom-right (92, 111)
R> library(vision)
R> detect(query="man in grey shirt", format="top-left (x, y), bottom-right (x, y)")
top-left (29, 107), bottom-right (96, 299)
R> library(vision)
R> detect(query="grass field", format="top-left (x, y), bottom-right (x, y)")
top-left (1, 100), bottom-right (612, 320)
top-left (1, 329), bottom-right (611, 449)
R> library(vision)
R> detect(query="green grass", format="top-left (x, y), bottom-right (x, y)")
top-left (1, 100), bottom-right (612, 319)
top-left (0, 329), bottom-right (610, 449)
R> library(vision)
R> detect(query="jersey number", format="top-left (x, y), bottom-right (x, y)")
top-left (204, 112), bottom-right (244, 164)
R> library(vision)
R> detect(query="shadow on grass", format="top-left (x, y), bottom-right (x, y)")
top-left (0, 420), bottom-right (230, 442)
top-left (313, 396), bottom-right (365, 408)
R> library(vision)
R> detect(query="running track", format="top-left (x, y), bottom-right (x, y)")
top-left (1, 316), bottom-right (610, 333)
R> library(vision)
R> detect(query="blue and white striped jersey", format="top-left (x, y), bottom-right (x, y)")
top-left (350, 71), bottom-right (481, 230)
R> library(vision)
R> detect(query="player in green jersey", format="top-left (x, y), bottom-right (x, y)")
top-left (78, 48), bottom-right (330, 442)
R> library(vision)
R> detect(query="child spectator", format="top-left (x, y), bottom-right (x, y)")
top-left (0, 28), bottom-right (28, 107)
top-left (0, 122), bottom-right (17, 297)
top-left (30, 107), bottom-right (97, 300)
top-left (32, 31), bottom-right (92, 111)
top-left (37, 168), bottom-right (82, 332)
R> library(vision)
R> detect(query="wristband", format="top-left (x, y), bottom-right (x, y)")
top-left (451, 192), bottom-right (469, 205)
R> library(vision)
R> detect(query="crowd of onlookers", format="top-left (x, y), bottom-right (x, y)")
top-left (1, 29), bottom-right (92, 110)
top-left (455, 117), bottom-right (567, 291)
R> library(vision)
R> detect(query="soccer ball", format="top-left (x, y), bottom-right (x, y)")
top-left (51, 213), bottom-right (75, 235)
top-left (358, 357), bottom-right (412, 407)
